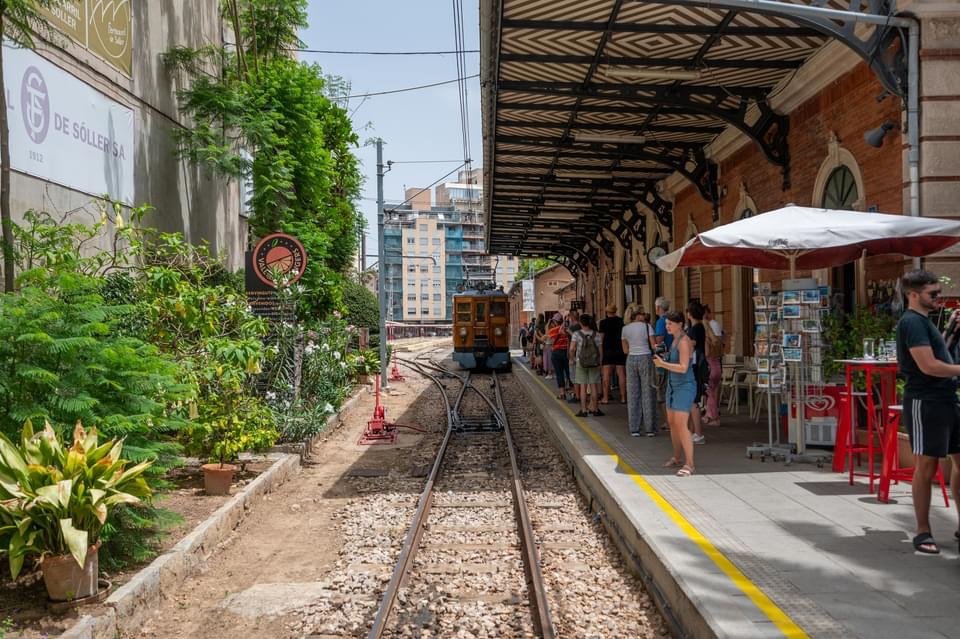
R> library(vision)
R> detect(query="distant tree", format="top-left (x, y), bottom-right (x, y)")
top-left (0, 0), bottom-right (54, 291)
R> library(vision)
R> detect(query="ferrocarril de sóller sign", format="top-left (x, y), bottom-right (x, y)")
top-left (3, 42), bottom-right (134, 203)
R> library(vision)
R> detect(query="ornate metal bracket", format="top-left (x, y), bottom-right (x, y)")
top-left (672, 0), bottom-right (906, 97)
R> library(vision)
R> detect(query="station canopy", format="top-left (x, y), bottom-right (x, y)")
top-left (480, 0), bottom-right (906, 275)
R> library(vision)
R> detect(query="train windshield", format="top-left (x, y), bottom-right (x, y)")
top-left (490, 301), bottom-right (506, 317)
top-left (456, 302), bottom-right (471, 323)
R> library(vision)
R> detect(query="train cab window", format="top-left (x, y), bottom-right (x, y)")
top-left (475, 303), bottom-right (486, 321)
top-left (456, 302), bottom-right (471, 323)
top-left (490, 301), bottom-right (506, 317)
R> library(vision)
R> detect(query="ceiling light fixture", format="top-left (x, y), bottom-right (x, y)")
top-left (574, 133), bottom-right (646, 145)
top-left (604, 66), bottom-right (702, 81)
top-left (554, 170), bottom-right (614, 179)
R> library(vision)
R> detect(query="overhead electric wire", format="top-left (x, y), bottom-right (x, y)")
top-left (452, 0), bottom-right (474, 201)
top-left (344, 73), bottom-right (479, 99)
top-left (384, 162), bottom-right (470, 212)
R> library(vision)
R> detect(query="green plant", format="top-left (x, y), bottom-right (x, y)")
top-left (163, 0), bottom-right (363, 319)
top-left (0, 421), bottom-right (153, 578)
top-left (0, 264), bottom-right (191, 472)
top-left (129, 233), bottom-right (278, 464)
top-left (822, 306), bottom-right (896, 380)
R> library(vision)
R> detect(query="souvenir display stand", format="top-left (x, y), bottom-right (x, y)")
top-left (745, 280), bottom-right (833, 465)
top-left (781, 280), bottom-right (833, 466)
top-left (745, 283), bottom-right (789, 461)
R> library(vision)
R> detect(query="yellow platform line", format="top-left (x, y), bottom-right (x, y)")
top-left (528, 371), bottom-right (808, 639)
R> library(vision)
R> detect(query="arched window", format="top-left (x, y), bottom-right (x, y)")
top-left (821, 166), bottom-right (858, 209)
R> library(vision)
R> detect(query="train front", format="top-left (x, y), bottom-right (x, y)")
top-left (452, 290), bottom-right (511, 371)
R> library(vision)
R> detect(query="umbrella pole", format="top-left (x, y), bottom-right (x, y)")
top-left (789, 254), bottom-right (797, 280)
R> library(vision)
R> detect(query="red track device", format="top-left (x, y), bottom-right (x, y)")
top-left (359, 375), bottom-right (398, 445)
top-left (389, 351), bottom-right (406, 382)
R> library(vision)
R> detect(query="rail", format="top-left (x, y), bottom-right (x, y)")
top-left (366, 366), bottom-right (555, 639)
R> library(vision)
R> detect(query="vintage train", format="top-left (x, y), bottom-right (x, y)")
top-left (452, 286), bottom-right (512, 371)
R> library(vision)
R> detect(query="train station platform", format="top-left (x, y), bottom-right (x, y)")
top-left (513, 357), bottom-right (959, 639)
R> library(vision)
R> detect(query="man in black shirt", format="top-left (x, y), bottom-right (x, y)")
top-left (895, 270), bottom-right (960, 554)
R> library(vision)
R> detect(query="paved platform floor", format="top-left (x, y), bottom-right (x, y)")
top-left (514, 358), bottom-right (959, 639)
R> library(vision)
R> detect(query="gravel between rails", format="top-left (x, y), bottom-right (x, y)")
top-left (293, 357), bottom-right (667, 638)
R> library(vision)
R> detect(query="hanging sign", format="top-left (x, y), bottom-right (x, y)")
top-left (3, 42), bottom-right (135, 202)
top-left (521, 279), bottom-right (535, 311)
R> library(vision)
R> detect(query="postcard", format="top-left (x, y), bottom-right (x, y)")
top-left (768, 311), bottom-right (780, 324)
top-left (756, 358), bottom-right (770, 372)
top-left (757, 373), bottom-right (770, 388)
top-left (755, 311), bottom-right (768, 324)
top-left (782, 290), bottom-right (801, 304)
top-left (801, 319), bottom-right (820, 332)
top-left (769, 343), bottom-right (782, 356)
top-left (783, 347), bottom-right (803, 361)
top-left (802, 289), bottom-right (821, 304)
top-left (757, 282), bottom-right (772, 296)
top-left (818, 285), bottom-right (830, 297)
top-left (783, 333), bottom-right (801, 348)
top-left (819, 295), bottom-right (829, 309)
top-left (819, 308), bottom-right (830, 320)
top-left (782, 304), bottom-right (802, 319)
top-left (755, 342), bottom-right (769, 356)
top-left (753, 296), bottom-right (767, 309)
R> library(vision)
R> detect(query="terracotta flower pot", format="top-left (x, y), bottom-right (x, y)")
top-left (41, 541), bottom-right (100, 602)
top-left (201, 463), bottom-right (237, 495)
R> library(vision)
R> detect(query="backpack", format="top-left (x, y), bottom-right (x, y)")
top-left (578, 331), bottom-right (601, 368)
top-left (705, 322), bottom-right (723, 359)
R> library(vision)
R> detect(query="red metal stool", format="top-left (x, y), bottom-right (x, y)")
top-left (877, 406), bottom-right (949, 506)
top-left (836, 389), bottom-right (883, 492)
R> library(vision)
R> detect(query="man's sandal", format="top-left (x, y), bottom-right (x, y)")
top-left (912, 532), bottom-right (940, 554)
top-left (676, 465), bottom-right (694, 477)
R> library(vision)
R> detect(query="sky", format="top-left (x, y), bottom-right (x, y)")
top-left (302, 1), bottom-right (483, 263)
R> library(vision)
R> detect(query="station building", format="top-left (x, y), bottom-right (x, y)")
top-left (481, 0), bottom-right (960, 357)
top-left (3, 0), bottom-right (245, 278)
top-left (383, 169), bottom-right (519, 323)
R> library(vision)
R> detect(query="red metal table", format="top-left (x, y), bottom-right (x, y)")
top-left (832, 359), bottom-right (897, 492)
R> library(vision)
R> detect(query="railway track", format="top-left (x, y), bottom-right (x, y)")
top-left (367, 364), bottom-right (555, 639)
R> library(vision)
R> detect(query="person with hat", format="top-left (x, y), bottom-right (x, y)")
top-left (599, 303), bottom-right (627, 404)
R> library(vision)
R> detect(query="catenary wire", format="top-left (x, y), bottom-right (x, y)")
top-left (344, 74), bottom-right (479, 99)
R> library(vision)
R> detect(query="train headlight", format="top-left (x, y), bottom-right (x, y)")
top-left (494, 327), bottom-right (504, 337)
top-left (459, 327), bottom-right (468, 337)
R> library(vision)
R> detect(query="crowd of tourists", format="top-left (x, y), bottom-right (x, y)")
top-left (518, 297), bottom-right (725, 478)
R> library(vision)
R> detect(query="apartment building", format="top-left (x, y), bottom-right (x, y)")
top-left (383, 169), bottom-right (518, 323)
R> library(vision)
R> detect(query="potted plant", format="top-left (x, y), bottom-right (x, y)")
top-left (349, 349), bottom-right (378, 384)
top-left (0, 421), bottom-right (153, 602)
top-left (192, 395), bottom-right (277, 495)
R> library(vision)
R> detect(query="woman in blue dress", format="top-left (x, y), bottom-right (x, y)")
top-left (652, 311), bottom-right (696, 476)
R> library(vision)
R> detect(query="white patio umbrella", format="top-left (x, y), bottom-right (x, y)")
top-left (656, 206), bottom-right (960, 276)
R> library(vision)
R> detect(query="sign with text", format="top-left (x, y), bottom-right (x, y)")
top-left (3, 43), bottom-right (135, 203)
top-left (41, 0), bottom-right (132, 75)
top-left (521, 279), bottom-right (534, 311)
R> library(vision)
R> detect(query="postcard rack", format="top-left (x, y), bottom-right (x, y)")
top-left (746, 283), bottom-right (831, 464)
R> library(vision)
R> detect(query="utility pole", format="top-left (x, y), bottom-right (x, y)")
top-left (376, 139), bottom-right (389, 388)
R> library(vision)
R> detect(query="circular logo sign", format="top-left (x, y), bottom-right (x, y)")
top-left (21, 66), bottom-right (50, 144)
top-left (252, 233), bottom-right (307, 288)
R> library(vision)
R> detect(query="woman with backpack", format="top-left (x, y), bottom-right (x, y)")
top-left (570, 313), bottom-right (603, 417)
